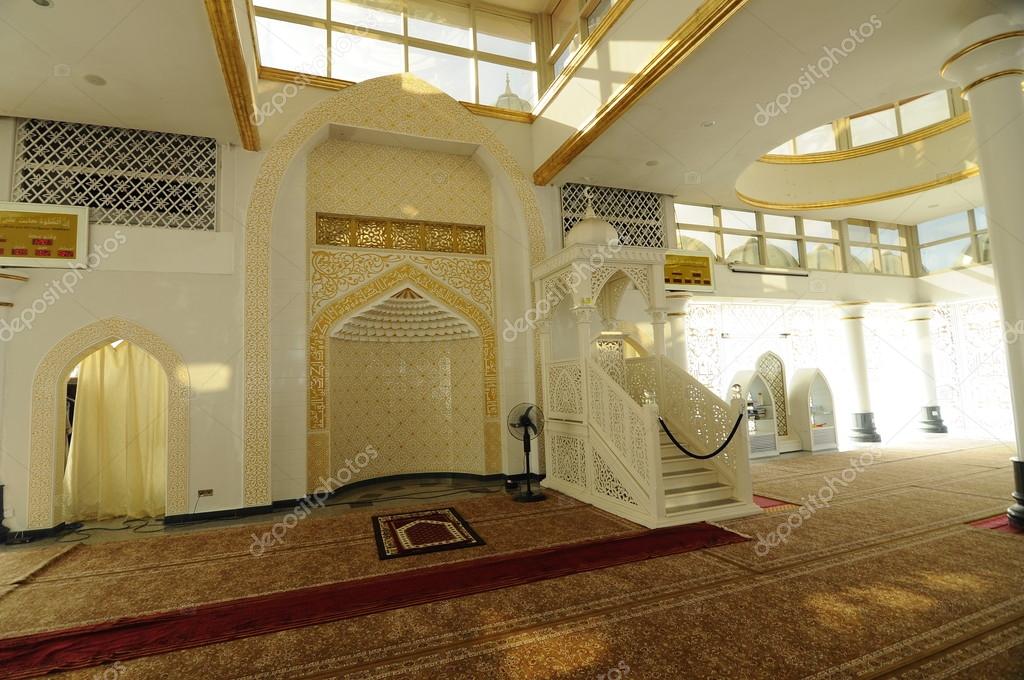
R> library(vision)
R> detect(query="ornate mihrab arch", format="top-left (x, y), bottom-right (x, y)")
top-left (307, 264), bottom-right (499, 491)
top-left (27, 318), bottom-right (190, 528)
top-left (243, 74), bottom-right (547, 505)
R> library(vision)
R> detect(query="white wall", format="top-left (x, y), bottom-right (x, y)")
top-left (0, 137), bottom-right (258, 531)
top-left (268, 148), bottom-right (310, 503)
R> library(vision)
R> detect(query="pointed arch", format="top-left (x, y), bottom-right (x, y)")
top-left (242, 74), bottom-right (545, 505)
top-left (756, 351), bottom-right (789, 437)
top-left (27, 318), bottom-right (189, 529)
top-left (590, 266), bottom-right (651, 308)
top-left (307, 263), bottom-right (499, 491)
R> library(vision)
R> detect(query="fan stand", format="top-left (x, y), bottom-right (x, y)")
top-left (513, 428), bottom-right (546, 503)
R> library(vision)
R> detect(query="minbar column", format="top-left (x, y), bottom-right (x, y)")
top-left (666, 292), bottom-right (693, 371)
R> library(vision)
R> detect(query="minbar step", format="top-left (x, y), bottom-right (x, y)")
top-left (662, 467), bottom-right (719, 490)
top-left (664, 482), bottom-right (733, 509)
top-left (664, 496), bottom-right (741, 516)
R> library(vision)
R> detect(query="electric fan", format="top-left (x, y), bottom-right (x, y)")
top-left (507, 402), bottom-right (546, 503)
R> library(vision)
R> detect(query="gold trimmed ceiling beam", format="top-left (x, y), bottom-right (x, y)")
top-left (735, 166), bottom-right (980, 211)
top-left (258, 66), bottom-right (535, 124)
top-left (759, 113), bottom-right (971, 165)
top-left (205, 0), bottom-right (261, 151)
top-left (532, 0), bottom-right (748, 186)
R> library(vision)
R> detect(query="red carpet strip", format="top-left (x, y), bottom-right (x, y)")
top-left (0, 521), bottom-right (745, 679)
top-left (969, 514), bottom-right (1024, 534)
top-left (753, 494), bottom-right (800, 513)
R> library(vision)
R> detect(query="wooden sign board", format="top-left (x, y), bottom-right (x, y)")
top-left (0, 202), bottom-right (89, 268)
top-left (664, 250), bottom-right (715, 291)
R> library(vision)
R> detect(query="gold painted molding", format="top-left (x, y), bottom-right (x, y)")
top-left (941, 30), bottom-right (1024, 76)
top-left (0, 272), bottom-right (29, 282)
top-left (532, 0), bottom-right (636, 117)
top-left (960, 69), bottom-right (1024, 98)
top-left (204, 0), bottom-right (261, 151)
top-left (736, 166), bottom-right (980, 211)
top-left (258, 66), bottom-right (535, 124)
top-left (759, 113), bottom-right (971, 165)
top-left (533, 0), bottom-right (748, 186)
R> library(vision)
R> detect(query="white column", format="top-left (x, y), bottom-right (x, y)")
top-left (649, 309), bottom-right (667, 357)
top-left (942, 15), bottom-right (1024, 527)
top-left (838, 301), bottom-right (880, 442)
top-left (905, 304), bottom-right (947, 433)
top-left (574, 304), bottom-right (599, 372)
top-left (666, 292), bottom-right (692, 371)
top-left (0, 304), bottom-right (6, 540)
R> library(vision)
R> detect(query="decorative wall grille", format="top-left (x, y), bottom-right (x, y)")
top-left (12, 118), bottom-right (218, 230)
top-left (316, 213), bottom-right (486, 255)
top-left (560, 182), bottom-right (665, 248)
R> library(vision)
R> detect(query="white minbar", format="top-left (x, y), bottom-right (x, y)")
top-left (790, 369), bottom-right (838, 453)
top-left (942, 14), bottom-right (1024, 529)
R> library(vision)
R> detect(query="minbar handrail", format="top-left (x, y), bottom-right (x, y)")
top-left (658, 411), bottom-right (744, 460)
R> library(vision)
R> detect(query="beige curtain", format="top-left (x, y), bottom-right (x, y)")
top-left (62, 342), bottom-right (168, 521)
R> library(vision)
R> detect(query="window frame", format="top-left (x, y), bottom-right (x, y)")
top-left (767, 88), bottom-right (964, 156)
top-left (546, 0), bottom-right (619, 79)
top-left (251, 0), bottom-right (541, 110)
top-left (844, 219), bottom-right (913, 276)
top-left (672, 203), bottom-right (929, 278)
top-left (673, 203), bottom-right (845, 273)
top-left (914, 208), bottom-right (990, 275)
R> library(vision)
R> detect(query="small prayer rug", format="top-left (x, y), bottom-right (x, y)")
top-left (372, 507), bottom-right (485, 560)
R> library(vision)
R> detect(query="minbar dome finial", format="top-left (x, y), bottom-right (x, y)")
top-left (566, 193), bottom-right (619, 246)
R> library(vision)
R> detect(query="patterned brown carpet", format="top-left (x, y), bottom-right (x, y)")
top-left (0, 494), bottom-right (640, 637)
top-left (3, 440), bottom-right (1022, 679)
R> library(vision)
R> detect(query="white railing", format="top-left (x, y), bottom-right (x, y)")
top-left (546, 360), bottom-right (584, 421)
top-left (586, 359), bottom-right (661, 520)
top-left (656, 356), bottom-right (752, 500)
top-left (624, 356), bottom-right (658, 405)
top-left (543, 353), bottom-right (752, 528)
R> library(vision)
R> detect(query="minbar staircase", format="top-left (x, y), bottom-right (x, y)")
top-left (659, 430), bottom-right (746, 520)
top-left (542, 354), bottom-right (759, 529)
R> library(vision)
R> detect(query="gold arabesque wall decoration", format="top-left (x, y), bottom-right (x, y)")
top-left (242, 74), bottom-right (547, 507)
top-left (316, 213), bottom-right (486, 255)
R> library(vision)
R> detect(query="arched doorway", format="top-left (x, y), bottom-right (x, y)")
top-left (62, 340), bottom-right (167, 522)
top-left (27, 318), bottom-right (190, 529)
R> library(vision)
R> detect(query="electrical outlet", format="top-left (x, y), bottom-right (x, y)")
top-left (197, 489), bottom-right (214, 498)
